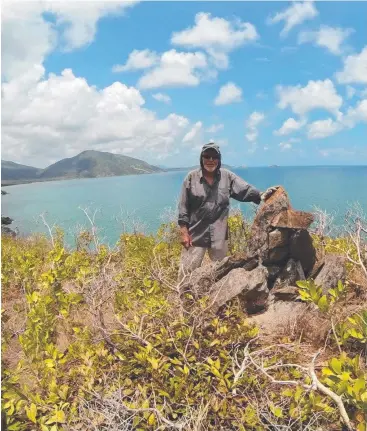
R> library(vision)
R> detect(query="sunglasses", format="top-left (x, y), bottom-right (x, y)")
top-left (202, 154), bottom-right (219, 160)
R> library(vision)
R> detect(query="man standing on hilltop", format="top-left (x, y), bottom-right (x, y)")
top-left (177, 141), bottom-right (278, 280)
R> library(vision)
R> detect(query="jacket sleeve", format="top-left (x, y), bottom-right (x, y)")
top-left (178, 174), bottom-right (191, 226)
top-left (229, 172), bottom-right (262, 204)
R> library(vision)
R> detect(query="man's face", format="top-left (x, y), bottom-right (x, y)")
top-left (202, 149), bottom-right (219, 173)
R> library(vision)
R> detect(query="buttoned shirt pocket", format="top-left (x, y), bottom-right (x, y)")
top-left (217, 185), bottom-right (230, 207)
top-left (189, 183), bottom-right (206, 210)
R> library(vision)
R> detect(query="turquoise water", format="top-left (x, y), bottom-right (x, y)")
top-left (2, 166), bottom-right (367, 246)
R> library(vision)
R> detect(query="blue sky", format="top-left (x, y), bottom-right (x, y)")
top-left (2, 1), bottom-right (367, 168)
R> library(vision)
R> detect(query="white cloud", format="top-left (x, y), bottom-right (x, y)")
top-left (152, 93), bottom-right (171, 104)
top-left (307, 118), bottom-right (342, 139)
top-left (246, 111), bottom-right (265, 129)
top-left (46, 2), bottom-right (137, 51)
top-left (268, 2), bottom-right (318, 37)
top-left (245, 132), bottom-right (258, 143)
top-left (1, 68), bottom-right (192, 167)
top-left (182, 121), bottom-right (203, 143)
top-left (206, 124), bottom-right (224, 133)
top-left (1, 1), bottom-right (136, 81)
top-left (245, 111), bottom-right (265, 143)
top-left (346, 86), bottom-right (356, 100)
top-left (112, 49), bottom-right (159, 72)
top-left (171, 12), bottom-right (258, 69)
top-left (278, 137), bottom-right (300, 151)
top-left (306, 98), bottom-right (367, 140)
top-left (279, 142), bottom-right (292, 151)
top-left (274, 117), bottom-right (306, 136)
top-left (277, 79), bottom-right (343, 117)
top-left (336, 46), bottom-right (367, 84)
top-left (298, 25), bottom-right (353, 55)
top-left (137, 50), bottom-right (208, 89)
top-left (344, 99), bottom-right (367, 126)
top-left (214, 82), bottom-right (242, 106)
top-left (1, 3), bottom-right (56, 81)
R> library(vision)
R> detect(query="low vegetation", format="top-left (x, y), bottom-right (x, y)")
top-left (1, 208), bottom-right (366, 431)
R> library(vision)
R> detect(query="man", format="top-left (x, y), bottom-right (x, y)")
top-left (177, 141), bottom-right (278, 280)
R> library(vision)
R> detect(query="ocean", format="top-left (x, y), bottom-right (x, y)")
top-left (2, 166), bottom-right (367, 246)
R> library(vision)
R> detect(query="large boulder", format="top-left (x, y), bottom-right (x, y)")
top-left (314, 254), bottom-right (346, 294)
top-left (247, 187), bottom-right (290, 257)
top-left (180, 254), bottom-right (259, 299)
top-left (208, 266), bottom-right (268, 311)
top-left (270, 209), bottom-right (314, 230)
top-left (289, 230), bottom-right (316, 276)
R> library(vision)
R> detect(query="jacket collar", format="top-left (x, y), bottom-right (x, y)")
top-left (199, 168), bottom-right (221, 183)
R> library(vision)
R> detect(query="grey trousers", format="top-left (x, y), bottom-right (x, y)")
top-left (178, 240), bottom-right (228, 282)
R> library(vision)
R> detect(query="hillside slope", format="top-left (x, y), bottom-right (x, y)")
top-left (39, 150), bottom-right (163, 179)
top-left (2, 151), bottom-right (163, 184)
top-left (1, 160), bottom-right (41, 181)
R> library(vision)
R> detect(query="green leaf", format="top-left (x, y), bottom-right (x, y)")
top-left (348, 328), bottom-right (364, 339)
top-left (26, 403), bottom-right (37, 423)
top-left (44, 359), bottom-right (55, 368)
top-left (55, 410), bottom-right (66, 423)
top-left (330, 358), bottom-right (342, 374)
top-left (270, 404), bottom-right (283, 418)
top-left (282, 388), bottom-right (293, 397)
top-left (318, 295), bottom-right (329, 312)
top-left (353, 378), bottom-right (366, 396)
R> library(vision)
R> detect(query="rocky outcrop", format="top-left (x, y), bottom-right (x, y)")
top-left (1, 216), bottom-right (13, 226)
top-left (314, 254), bottom-right (346, 294)
top-left (179, 187), bottom-right (346, 330)
top-left (1, 215), bottom-right (16, 237)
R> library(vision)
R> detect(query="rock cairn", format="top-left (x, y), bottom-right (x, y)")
top-left (180, 187), bottom-right (346, 326)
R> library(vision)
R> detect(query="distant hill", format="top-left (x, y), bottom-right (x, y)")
top-left (1, 160), bottom-right (41, 181)
top-left (39, 150), bottom-right (162, 179)
top-left (1, 150), bottom-right (163, 185)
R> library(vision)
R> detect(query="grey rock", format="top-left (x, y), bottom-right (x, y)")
top-left (268, 229), bottom-right (289, 249)
top-left (180, 254), bottom-right (259, 298)
top-left (265, 246), bottom-right (289, 264)
top-left (272, 259), bottom-right (305, 291)
top-left (270, 209), bottom-right (314, 230)
top-left (209, 266), bottom-right (269, 311)
top-left (314, 254), bottom-right (346, 294)
top-left (272, 286), bottom-right (300, 301)
top-left (289, 230), bottom-right (316, 276)
top-left (1, 216), bottom-right (13, 226)
top-left (265, 265), bottom-right (282, 281)
top-left (250, 301), bottom-right (310, 332)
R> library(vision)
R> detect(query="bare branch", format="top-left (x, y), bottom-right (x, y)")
top-left (39, 212), bottom-right (56, 247)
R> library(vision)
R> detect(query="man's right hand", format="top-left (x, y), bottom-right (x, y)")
top-left (180, 226), bottom-right (192, 249)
